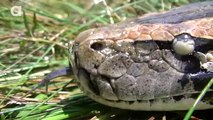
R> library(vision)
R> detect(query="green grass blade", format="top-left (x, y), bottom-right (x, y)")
top-left (184, 78), bottom-right (213, 120)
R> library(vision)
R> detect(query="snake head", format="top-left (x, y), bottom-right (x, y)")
top-left (69, 2), bottom-right (213, 110)
top-left (70, 26), bottom-right (213, 110)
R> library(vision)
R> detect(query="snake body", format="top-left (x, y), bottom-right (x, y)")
top-left (70, 2), bottom-right (213, 111)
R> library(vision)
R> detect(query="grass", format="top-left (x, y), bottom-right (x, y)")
top-left (0, 0), bottom-right (212, 120)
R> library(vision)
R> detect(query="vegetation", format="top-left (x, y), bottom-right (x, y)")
top-left (0, 0), bottom-right (211, 120)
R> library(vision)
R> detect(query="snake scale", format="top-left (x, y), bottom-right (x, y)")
top-left (37, 1), bottom-right (213, 111)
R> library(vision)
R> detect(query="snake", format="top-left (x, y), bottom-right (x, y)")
top-left (37, 1), bottom-right (213, 111)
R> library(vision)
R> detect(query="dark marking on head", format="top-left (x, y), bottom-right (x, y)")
top-left (192, 77), bottom-right (213, 91)
top-left (202, 92), bottom-right (213, 105)
top-left (149, 99), bottom-right (155, 105)
top-left (191, 91), bottom-right (213, 105)
top-left (173, 95), bottom-right (185, 102)
top-left (178, 76), bottom-right (189, 89)
top-left (127, 101), bottom-right (135, 105)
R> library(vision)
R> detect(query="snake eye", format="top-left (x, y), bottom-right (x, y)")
top-left (172, 34), bottom-right (195, 55)
top-left (91, 41), bottom-right (105, 51)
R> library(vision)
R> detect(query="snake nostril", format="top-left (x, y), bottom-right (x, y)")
top-left (91, 42), bottom-right (105, 51)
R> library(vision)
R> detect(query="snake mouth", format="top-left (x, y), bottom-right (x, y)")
top-left (75, 64), bottom-right (213, 111)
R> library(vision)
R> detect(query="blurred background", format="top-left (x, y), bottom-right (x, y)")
top-left (0, 0), bottom-right (211, 120)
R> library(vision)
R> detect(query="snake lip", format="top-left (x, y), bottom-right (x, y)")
top-left (75, 66), bottom-right (213, 111)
